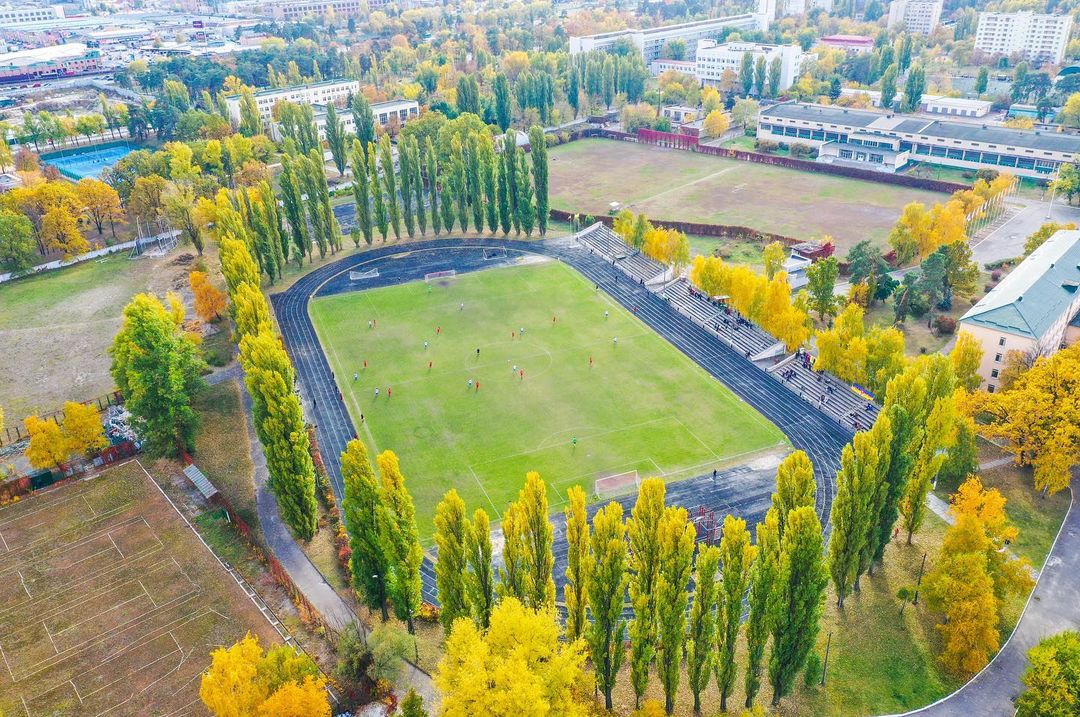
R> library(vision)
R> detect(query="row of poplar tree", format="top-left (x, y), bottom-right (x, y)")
top-left (415, 463), bottom-right (828, 713)
top-left (345, 124), bottom-right (551, 245)
top-left (217, 227), bottom-right (319, 538)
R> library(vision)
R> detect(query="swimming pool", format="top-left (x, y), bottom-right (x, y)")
top-left (43, 143), bottom-right (137, 180)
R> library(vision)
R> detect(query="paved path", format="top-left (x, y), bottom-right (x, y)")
top-left (894, 488), bottom-right (1078, 717)
top-left (224, 371), bottom-right (438, 708)
top-left (970, 196), bottom-right (1080, 267)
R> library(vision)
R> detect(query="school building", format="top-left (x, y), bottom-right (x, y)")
top-left (756, 102), bottom-right (1080, 178)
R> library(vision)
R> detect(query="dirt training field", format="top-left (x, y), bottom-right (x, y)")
top-left (548, 139), bottom-right (944, 254)
top-left (0, 460), bottom-right (280, 717)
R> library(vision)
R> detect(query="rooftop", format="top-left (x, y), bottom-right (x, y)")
top-left (760, 102), bottom-right (1080, 155)
top-left (820, 34), bottom-right (874, 43)
top-left (0, 42), bottom-right (96, 67)
top-left (960, 229), bottom-right (1080, 340)
top-left (762, 102), bottom-right (882, 128)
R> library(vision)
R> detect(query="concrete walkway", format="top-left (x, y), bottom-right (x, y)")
top-left (211, 368), bottom-right (438, 708)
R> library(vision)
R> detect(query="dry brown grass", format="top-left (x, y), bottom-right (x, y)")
top-left (0, 459), bottom-right (280, 717)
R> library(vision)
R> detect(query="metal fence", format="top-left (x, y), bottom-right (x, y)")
top-left (1, 391), bottom-right (123, 447)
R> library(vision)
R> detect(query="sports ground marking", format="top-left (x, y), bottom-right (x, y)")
top-left (673, 415), bottom-right (723, 463)
top-left (1, 459), bottom-right (286, 714)
top-left (467, 465), bottom-right (499, 515)
top-left (626, 165), bottom-right (737, 208)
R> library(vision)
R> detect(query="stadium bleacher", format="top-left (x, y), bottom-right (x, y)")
top-left (577, 223), bottom-right (666, 284)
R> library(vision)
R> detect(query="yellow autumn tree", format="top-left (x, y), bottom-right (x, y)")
top-left (62, 401), bottom-right (107, 457)
top-left (924, 199), bottom-right (968, 256)
top-left (200, 633), bottom-right (323, 717)
top-left (41, 206), bottom-right (89, 259)
top-left (966, 343), bottom-right (1080, 494)
top-left (257, 676), bottom-right (330, 717)
top-left (761, 241), bottom-right (786, 280)
top-left (888, 202), bottom-right (931, 265)
top-left (24, 415), bottom-right (68, 470)
top-left (435, 597), bottom-right (589, 717)
top-left (702, 110), bottom-right (730, 139)
top-left (950, 331), bottom-right (984, 392)
top-left (200, 634), bottom-right (268, 717)
top-left (924, 477), bottom-right (1034, 676)
top-left (642, 226), bottom-right (690, 273)
top-left (814, 303), bottom-right (868, 384)
top-left (190, 271), bottom-right (228, 322)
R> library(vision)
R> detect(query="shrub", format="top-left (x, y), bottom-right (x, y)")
top-left (991, 269), bottom-right (1002, 282)
top-left (417, 601), bottom-right (441, 623)
top-left (367, 623), bottom-right (410, 683)
top-left (934, 316), bottom-right (957, 334)
top-left (804, 653), bottom-right (823, 687)
top-left (755, 139), bottom-right (780, 153)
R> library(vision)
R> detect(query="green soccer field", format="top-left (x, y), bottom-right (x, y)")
top-left (310, 260), bottom-right (786, 538)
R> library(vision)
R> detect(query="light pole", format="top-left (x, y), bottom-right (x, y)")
top-left (1045, 167), bottom-right (1060, 219)
top-left (912, 552), bottom-right (928, 605)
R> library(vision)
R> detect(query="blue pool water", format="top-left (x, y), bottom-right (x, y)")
top-left (44, 144), bottom-right (137, 180)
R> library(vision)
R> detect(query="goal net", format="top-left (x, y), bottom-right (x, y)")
top-left (424, 269), bottom-right (457, 284)
top-left (348, 268), bottom-right (379, 281)
top-left (483, 247), bottom-right (508, 260)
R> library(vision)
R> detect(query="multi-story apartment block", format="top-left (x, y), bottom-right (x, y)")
top-left (569, 13), bottom-right (769, 63)
top-left (757, 102), bottom-right (1080, 179)
top-left (975, 11), bottom-right (1073, 65)
top-left (226, 79), bottom-right (362, 126)
top-left (223, 0), bottom-right (385, 22)
top-left (0, 4), bottom-right (63, 28)
top-left (694, 40), bottom-right (806, 91)
top-left (886, 0), bottom-right (943, 35)
top-left (959, 229), bottom-right (1080, 392)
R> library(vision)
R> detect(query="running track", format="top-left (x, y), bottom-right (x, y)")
top-left (271, 238), bottom-right (851, 532)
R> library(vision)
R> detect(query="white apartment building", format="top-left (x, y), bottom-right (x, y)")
top-left (223, 0), bottom-right (388, 21)
top-left (266, 98), bottom-right (419, 142)
top-left (776, 0), bottom-right (832, 16)
top-left (975, 11), bottom-right (1073, 65)
top-left (569, 12), bottom-right (768, 63)
top-left (757, 102), bottom-right (1080, 179)
top-left (959, 229), bottom-right (1080, 392)
top-left (695, 40), bottom-right (806, 91)
top-left (226, 79), bottom-right (361, 126)
top-left (0, 5), bottom-right (63, 28)
top-left (886, 0), bottom-right (943, 35)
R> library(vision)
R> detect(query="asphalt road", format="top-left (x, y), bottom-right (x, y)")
top-left (971, 196), bottom-right (1080, 266)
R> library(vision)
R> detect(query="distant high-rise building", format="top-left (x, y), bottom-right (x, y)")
top-left (975, 11), bottom-right (1073, 65)
top-left (569, 13), bottom-right (769, 62)
top-left (887, 0), bottom-right (943, 35)
top-left (0, 5), bottom-right (64, 28)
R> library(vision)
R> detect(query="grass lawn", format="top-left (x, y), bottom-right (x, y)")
top-left (548, 139), bottom-right (945, 254)
top-left (937, 439), bottom-right (1071, 568)
top-left (310, 260), bottom-right (786, 538)
top-left (191, 379), bottom-right (259, 532)
top-left (0, 248), bottom-right (200, 420)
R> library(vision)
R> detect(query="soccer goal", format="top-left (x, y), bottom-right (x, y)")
top-left (348, 268), bottom-right (379, 281)
top-left (424, 269), bottom-right (457, 284)
top-left (483, 247), bottom-right (508, 260)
